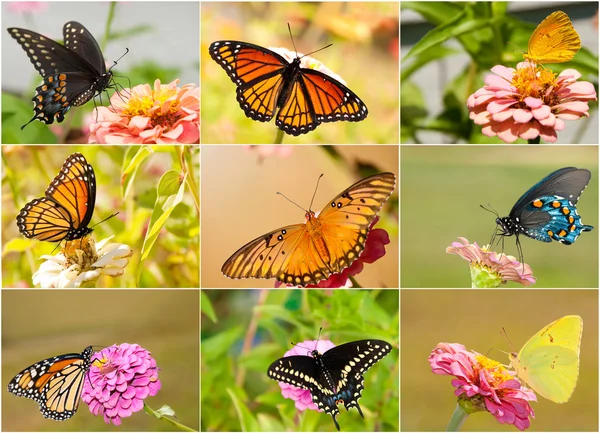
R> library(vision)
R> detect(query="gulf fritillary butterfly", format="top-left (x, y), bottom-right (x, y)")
top-left (221, 172), bottom-right (396, 286)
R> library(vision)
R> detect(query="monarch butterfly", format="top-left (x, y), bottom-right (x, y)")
top-left (209, 34), bottom-right (368, 136)
top-left (523, 11), bottom-right (581, 64)
top-left (222, 172), bottom-right (396, 286)
top-left (16, 153), bottom-right (96, 242)
top-left (8, 346), bottom-right (94, 420)
top-left (7, 22), bottom-right (121, 129)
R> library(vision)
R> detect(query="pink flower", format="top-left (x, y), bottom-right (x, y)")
top-left (275, 218), bottom-right (390, 288)
top-left (273, 339), bottom-right (336, 412)
top-left (82, 343), bottom-right (161, 426)
top-left (467, 62), bottom-right (597, 143)
top-left (7, 2), bottom-right (48, 14)
top-left (429, 343), bottom-right (536, 431)
top-left (244, 145), bottom-right (294, 159)
top-left (89, 79), bottom-right (199, 144)
top-left (446, 237), bottom-right (536, 287)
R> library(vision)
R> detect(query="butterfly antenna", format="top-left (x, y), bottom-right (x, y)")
top-left (308, 174), bottom-right (324, 211)
top-left (287, 23), bottom-right (298, 57)
top-left (276, 192), bottom-right (306, 212)
top-left (109, 47), bottom-right (129, 72)
top-left (90, 212), bottom-right (119, 229)
top-left (301, 43), bottom-right (333, 59)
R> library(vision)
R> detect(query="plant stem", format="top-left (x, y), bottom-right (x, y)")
top-left (102, 2), bottom-right (117, 52)
top-left (446, 404), bottom-right (468, 431)
top-left (273, 128), bottom-right (284, 144)
top-left (527, 137), bottom-right (541, 144)
top-left (143, 403), bottom-right (195, 432)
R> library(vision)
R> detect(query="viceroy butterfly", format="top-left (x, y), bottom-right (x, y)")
top-left (209, 34), bottom-right (368, 136)
top-left (8, 346), bottom-right (94, 420)
top-left (16, 153), bottom-right (96, 242)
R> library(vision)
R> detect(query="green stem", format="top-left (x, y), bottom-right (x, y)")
top-left (102, 2), bottom-right (118, 52)
top-left (143, 403), bottom-right (195, 432)
top-left (348, 275), bottom-right (362, 288)
top-left (273, 128), bottom-right (284, 144)
top-left (446, 404), bottom-right (468, 431)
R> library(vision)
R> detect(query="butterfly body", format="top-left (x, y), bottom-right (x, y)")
top-left (209, 40), bottom-right (368, 136)
top-left (509, 315), bottom-right (582, 403)
top-left (8, 22), bottom-right (115, 128)
top-left (8, 346), bottom-right (93, 420)
top-left (16, 153), bottom-right (96, 242)
top-left (523, 11), bottom-right (581, 64)
top-left (221, 172), bottom-right (396, 286)
top-left (268, 339), bottom-right (391, 430)
top-left (495, 167), bottom-right (593, 245)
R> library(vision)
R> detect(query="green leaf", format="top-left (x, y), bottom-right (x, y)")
top-left (201, 291), bottom-right (218, 323)
top-left (2, 238), bottom-right (32, 255)
top-left (227, 388), bottom-right (260, 432)
top-left (122, 146), bottom-right (155, 200)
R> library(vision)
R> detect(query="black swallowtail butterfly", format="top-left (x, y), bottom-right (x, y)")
top-left (267, 339), bottom-right (391, 431)
top-left (493, 167), bottom-right (593, 261)
top-left (7, 22), bottom-right (119, 129)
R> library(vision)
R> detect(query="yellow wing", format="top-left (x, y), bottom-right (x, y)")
top-left (524, 11), bottom-right (581, 64)
top-left (221, 172), bottom-right (396, 286)
top-left (509, 315), bottom-right (582, 403)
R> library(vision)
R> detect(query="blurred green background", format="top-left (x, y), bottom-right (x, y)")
top-left (401, 146), bottom-right (598, 287)
top-left (201, 2), bottom-right (399, 144)
top-left (2, 290), bottom-right (199, 431)
top-left (2, 146), bottom-right (199, 288)
top-left (201, 289), bottom-right (399, 432)
top-left (401, 289), bottom-right (598, 431)
top-left (201, 145), bottom-right (398, 288)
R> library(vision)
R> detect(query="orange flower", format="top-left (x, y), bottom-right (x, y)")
top-left (89, 79), bottom-right (199, 144)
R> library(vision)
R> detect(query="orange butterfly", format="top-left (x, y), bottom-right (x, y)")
top-left (221, 173), bottom-right (396, 286)
top-left (524, 11), bottom-right (581, 64)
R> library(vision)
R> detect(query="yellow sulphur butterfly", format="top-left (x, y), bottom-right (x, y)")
top-left (523, 11), bottom-right (581, 64)
top-left (509, 315), bottom-right (582, 403)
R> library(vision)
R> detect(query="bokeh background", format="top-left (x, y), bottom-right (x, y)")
top-left (201, 288), bottom-right (398, 432)
top-left (2, 289), bottom-right (199, 431)
top-left (401, 146), bottom-right (598, 288)
top-left (401, 289), bottom-right (598, 431)
top-left (400, 1), bottom-right (599, 144)
top-left (201, 2), bottom-right (399, 144)
top-left (201, 145), bottom-right (398, 288)
top-left (2, 146), bottom-right (199, 288)
top-left (2, 1), bottom-right (199, 144)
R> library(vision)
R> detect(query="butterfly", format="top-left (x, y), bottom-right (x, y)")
top-left (509, 315), bottom-right (582, 403)
top-left (221, 172), bottom-right (396, 286)
top-left (523, 11), bottom-right (581, 64)
top-left (7, 21), bottom-right (118, 129)
top-left (209, 37), bottom-right (368, 136)
top-left (268, 339), bottom-right (392, 430)
top-left (8, 346), bottom-right (94, 420)
top-left (16, 153), bottom-right (97, 242)
top-left (493, 167), bottom-right (593, 260)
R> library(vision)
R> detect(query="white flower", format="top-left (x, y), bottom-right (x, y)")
top-left (32, 236), bottom-right (133, 288)
top-left (268, 47), bottom-right (347, 85)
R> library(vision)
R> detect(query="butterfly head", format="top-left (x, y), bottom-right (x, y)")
top-left (305, 210), bottom-right (317, 222)
top-left (496, 216), bottom-right (518, 237)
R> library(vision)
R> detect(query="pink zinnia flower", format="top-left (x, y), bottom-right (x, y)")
top-left (467, 62), bottom-right (597, 143)
top-left (82, 343), bottom-right (161, 426)
top-left (429, 343), bottom-right (536, 431)
top-left (273, 339), bottom-right (336, 412)
top-left (446, 237), bottom-right (536, 287)
top-left (89, 79), bottom-right (199, 144)
top-left (275, 217), bottom-right (391, 288)
top-left (7, 1), bottom-right (48, 14)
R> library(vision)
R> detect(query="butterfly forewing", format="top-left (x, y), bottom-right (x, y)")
top-left (63, 22), bottom-right (106, 74)
top-left (526, 11), bottom-right (581, 64)
top-left (8, 346), bottom-right (93, 420)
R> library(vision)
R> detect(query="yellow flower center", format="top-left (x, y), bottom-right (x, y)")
top-left (123, 87), bottom-right (182, 128)
top-left (92, 356), bottom-right (117, 375)
top-left (511, 64), bottom-right (558, 106)
top-left (475, 354), bottom-right (514, 383)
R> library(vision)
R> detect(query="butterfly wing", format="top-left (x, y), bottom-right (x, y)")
top-left (16, 153), bottom-right (96, 242)
top-left (509, 316), bottom-right (582, 403)
top-left (209, 41), bottom-right (288, 122)
top-left (508, 167), bottom-right (593, 243)
top-left (275, 67), bottom-right (368, 136)
top-left (8, 347), bottom-right (93, 420)
top-left (315, 172), bottom-right (396, 273)
top-left (525, 11), bottom-right (581, 64)
top-left (62, 22), bottom-right (106, 74)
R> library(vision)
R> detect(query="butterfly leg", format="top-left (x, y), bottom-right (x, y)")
top-left (330, 412), bottom-right (340, 431)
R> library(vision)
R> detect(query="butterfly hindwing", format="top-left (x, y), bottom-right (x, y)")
top-left (8, 346), bottom-right (93, 420)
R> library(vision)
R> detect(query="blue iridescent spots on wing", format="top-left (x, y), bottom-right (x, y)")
top-left (497, 167), bottom-right (593, 245)
top-left (267, 339), bottom-right (391, 431)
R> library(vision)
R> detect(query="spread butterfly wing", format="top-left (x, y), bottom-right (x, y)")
top-left (276, 68), bottom-right (368, 136)
top-left (63, 21), bottom-right (106, 74)
top-left (16, 153), bottom-right (96, 242)
top-left (8, 347), bottom-right (93, 420)
top-left (525, 11), bottom-right (581, 64)
top-left (209, 41), bottom-right (288, 122)
top-left (316, 172), bottom-right (396, 272)
top-left (510, 316), bottom-right (582, 403)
